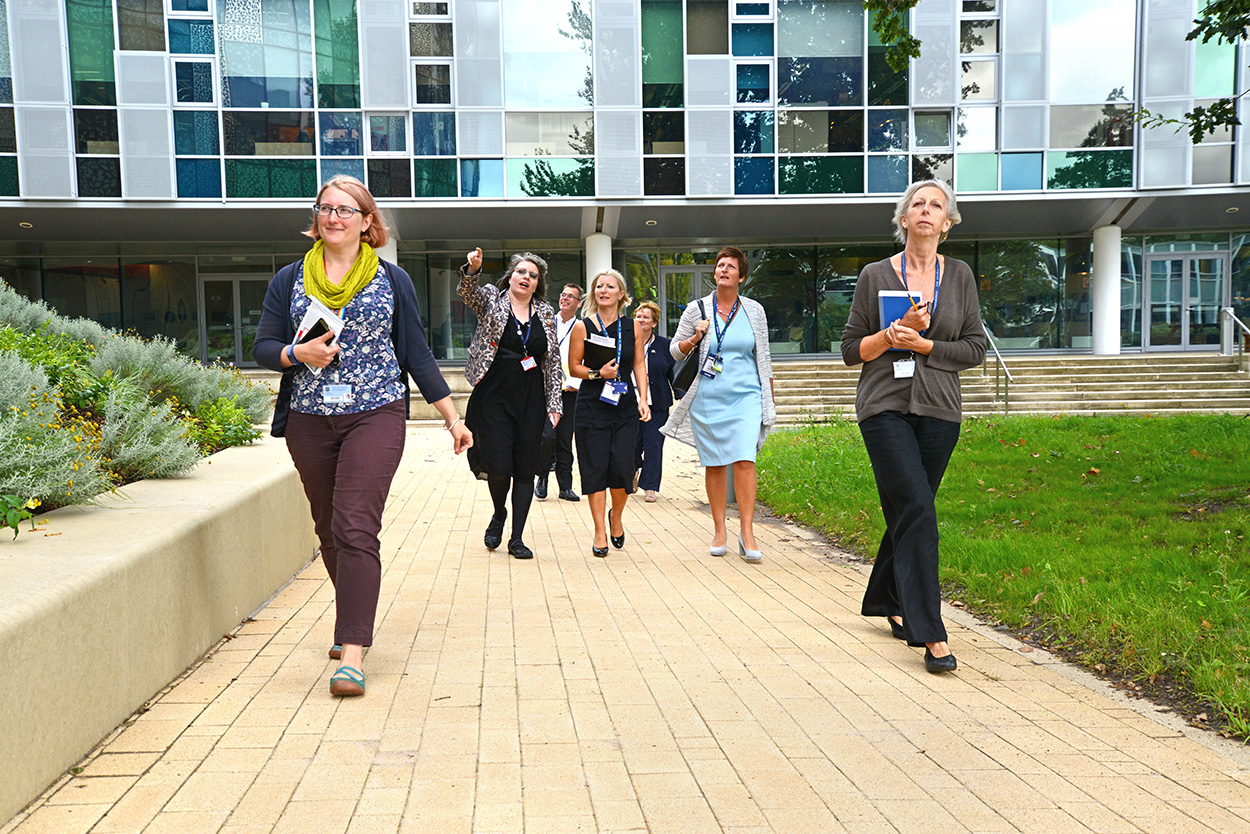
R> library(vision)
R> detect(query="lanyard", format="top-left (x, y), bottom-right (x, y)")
top-left (557, 315), bottom-right (576, 347)
top-left (513, 300), bottom-right (534, 357)
top-left (899, 255), bottom-right (940, 318)
top-left (711, 297), bottom-right (741, 358)
top-left (595, 312), bottom-right (622, 369)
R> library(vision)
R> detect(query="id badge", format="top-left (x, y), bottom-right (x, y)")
top-left (520, 355), bottom-right (537, 371)
top-left (893, 358), bottom-right (916, 379)
top-left (699, 354), bottom-right (720, 379)
top-left (599, 380), bottom-right (622, 406)
top-left (322, 383), bottom-right (354, 403)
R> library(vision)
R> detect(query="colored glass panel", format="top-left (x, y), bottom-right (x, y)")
top-left (168, 20), bottom-right (214, 54)
top-left (176, 158), bottom-right (222, 197)
top-left (0, 108), bottom-right (14, 153)
top-left (412, 112), bottom-right (456, 155)
top-left (867, 27), bottom-right (906, 106)
top-left (688, 0), bottom-right (728, 54)
top-left (414, 64), bottom-right (451, 104)
top-left (734, 110), bottom-right (773, 153)
top-left (75, 109), bottom-right (119, 154)
top-left (732, 23), bottom-right (772, 57)
top-left (507, 158), bottom-right (594, 197)
top-left (644, 111), bottom-right (684, 154)
top-left (67, 0), bottom-right (116, 105)
top-left (370, 116), bottom-right (406, 152)
top-left (1046, 149), bottom-right (1132, 189)
top-left (736, 2), bottom-right (768, 13)
top-left (320, 158), bottom-right (364, 182)
top-left (217, 0), bottom-right (314, 108)
top-left (175, 62), bottom-right (214, 103)
top-left (778, 57), bottom-right (860, 106)
top-left (734, 157), bottom-right (773, 194)
top-left (957, 152), bottom-right (996, 190)
top-left (778, 155), bottom-right (862, 193)
top-left (408, 22), bottom-right (453, 56)
top-left (1195, 39), bottom-right (1235, 99)
top-left (223, 111), bottom-right (314, 155)
top-left (0, 156), bottom-right (18, 196)
top-left (172, 0), bottom-right (209, 10)
top-left (642, 0), bottom-right (683, 106)
top-left (460, 159), bottom-right (504, 197)
top-left (868, 109), bottom-right (906, 152)
top-left (413, 158), bottom-right (457, 197)
top-left (505, 112), bottom-right (594, 156)
top-left (369, 158), bottom-right (411, 196)
top-left (225, 158), bottom-right (318, 197)
top-left (915, 111), bottom-right (950, 148)
top-left (0, 0), bottom-right (10, 103)
top-left (867, 154), bottom-right (907, 192)
top-left (118, 0), bottom-right (165, 51)
top-left (174, 110), bottom-right (220, 155)
top-left (314, 0), bottom-right (361, 107)
top-left (644, 157), bottom-right (684, 195)
top-left (913, 153), bottom-right (953, 183)
top-left (1001, 152), bottom-right (1042, 190)
top-left (777, 109), bottom-right (862, 153)
top-left (77, 157), bottom-right (121, 197)
top-left (737, 63), bottom-right (769, 103)
top-left (320, 112), bottom-right (362, 155)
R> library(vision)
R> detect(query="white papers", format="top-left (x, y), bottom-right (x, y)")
top-left (294, 298), bottom-right (344, 376)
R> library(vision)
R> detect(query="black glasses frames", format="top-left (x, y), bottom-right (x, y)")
top-left (313, 204), bottom-right (360, 219)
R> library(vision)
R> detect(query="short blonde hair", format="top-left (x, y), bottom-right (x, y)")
top-left (582, 269), bottom-right (631, 318)
top-left (634, 300), bottom-right (661, 325)
top-left (304, 175), bottom-right (390, 248)
top-left (892, 178), bottom-right (960, 246)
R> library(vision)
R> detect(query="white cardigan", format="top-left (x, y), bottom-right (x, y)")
top-left (660, 293), bottom-right (776, 452)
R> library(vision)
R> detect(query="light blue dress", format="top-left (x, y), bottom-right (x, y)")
top-left (688, 309), bottom-right (763, 465)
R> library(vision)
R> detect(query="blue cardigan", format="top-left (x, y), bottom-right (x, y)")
top-left (253, 259), bottom-right (451, 437)
top-left (643, 334), bottom-right (677, 412)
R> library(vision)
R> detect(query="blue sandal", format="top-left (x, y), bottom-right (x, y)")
top-left (329, 665), bottom-right (366, 697)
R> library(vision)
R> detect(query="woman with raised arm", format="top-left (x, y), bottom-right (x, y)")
top-left (840, 179), bottom-right (986, 674)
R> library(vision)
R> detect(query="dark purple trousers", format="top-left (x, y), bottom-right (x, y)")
top-left (285, 399), bottom-right (406, 648)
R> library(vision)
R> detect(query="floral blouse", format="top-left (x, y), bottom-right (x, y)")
top-left (289, 264), bottom-right (406, 415)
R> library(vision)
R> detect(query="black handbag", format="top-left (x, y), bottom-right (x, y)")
top-left (672, 298), bottom-right (706, 396)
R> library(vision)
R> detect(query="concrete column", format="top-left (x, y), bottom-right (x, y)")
top-left (1091, 225), bottom-right (1122, 355)
top-left (585, 233), bottom-right (613, 287)
top-left (430, 264), bottom-right (454, 358)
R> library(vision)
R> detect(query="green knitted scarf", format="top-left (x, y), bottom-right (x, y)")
top-left (302, 240), bottom-right (379, 309)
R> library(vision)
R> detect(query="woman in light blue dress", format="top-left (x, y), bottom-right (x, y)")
top-left (662, 247), bottom-right (775, 562)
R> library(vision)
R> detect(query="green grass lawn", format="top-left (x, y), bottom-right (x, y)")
top-left (757, 414), bottom-right (1250, 736)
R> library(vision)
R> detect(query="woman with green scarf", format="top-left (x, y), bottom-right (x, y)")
top-left (254, 175), bottom-right (472, 698)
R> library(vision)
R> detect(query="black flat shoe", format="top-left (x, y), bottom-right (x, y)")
top-left (924, 648), bottom-right (957, 673)
top-left (610, 529), bottom-right (625, 549)
top-left (592, 543), bottom-right (608, 557)
top-left (534, 478), bottom-right (548, 499)
top-left (484, 512), bottom-right (505, 550)
top-left (508, 539), bottom-right (533, 560)
top-left (888, 618), bottom-right (906, 641)
top-left (558, 489), bottom-right (580, 502)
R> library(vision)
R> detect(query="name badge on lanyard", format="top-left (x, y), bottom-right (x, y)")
top-left (600, 379), bottom-right (626, 405)
top-left (322, 384), bottom-right (354, 403)
top-left (893, 358), bottom-right (915, 379)
top-left (514, 301), bottom-right (537, 370)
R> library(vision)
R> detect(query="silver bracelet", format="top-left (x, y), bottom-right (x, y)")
top-left (445, 416), bottom-right (463, 432)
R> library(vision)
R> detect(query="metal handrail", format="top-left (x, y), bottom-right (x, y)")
top-left (981, 325), bottom-right (1014, 414)
top-left (1222, 307), bottom-right (1250, 366)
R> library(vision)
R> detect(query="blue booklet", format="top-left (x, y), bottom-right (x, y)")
top-left (879, 290), bottom-right (923, 351)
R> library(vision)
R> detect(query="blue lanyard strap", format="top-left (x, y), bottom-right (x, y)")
top-left (711, 297), bottom-right (741, 357)
top-left (899, 256), bottom-right (940, 335)
top-left (513, 300), bottom-right (534, 357)
top-left (595, 312), bottom-right (623, 368)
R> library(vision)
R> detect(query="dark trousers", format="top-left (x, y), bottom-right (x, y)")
top-left (285, 399), bottom-right (406, 648)
top-left (858, 411), bottom-right (961, 646)
top-left (633, 407), bottom-right (669, 491)
top-left (538, 389), bottom-right (578, 491)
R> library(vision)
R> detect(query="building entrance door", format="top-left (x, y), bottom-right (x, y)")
top-left (1143, 254), bottom-right (1227, 350)
top-left (199, 275), bottom-right (271, 365)
top-left (658, 265), bottom-right (714, 337)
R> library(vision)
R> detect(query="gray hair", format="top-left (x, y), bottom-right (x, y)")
top-left (497, 252), bottom-right (549, 297)
top-left (892, 179), bottom-right (961, 246)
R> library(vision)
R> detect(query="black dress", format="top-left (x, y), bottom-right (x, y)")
top-left (575, 315), bottom-right (640, 494)
top-left (466, 311), bottom-right (550, 480)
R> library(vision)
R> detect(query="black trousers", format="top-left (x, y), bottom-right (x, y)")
top-left (633, 407), bottom-right (668, 491)
top-left (538, 389), bottom-right (578, 491)
top-left (858, 411), bottom-right (961, 646)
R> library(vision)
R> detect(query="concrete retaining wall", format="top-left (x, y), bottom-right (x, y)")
top-left (0, 437), bottom-right (317, 822)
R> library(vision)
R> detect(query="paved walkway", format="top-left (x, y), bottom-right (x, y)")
top-left (6, 426), bottom-right (1250, 834)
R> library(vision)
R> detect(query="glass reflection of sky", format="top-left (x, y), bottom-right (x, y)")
top-left (1049, 0), bottom-right (1135, 103)
top-left (502, 1), bottom-right (592, 108)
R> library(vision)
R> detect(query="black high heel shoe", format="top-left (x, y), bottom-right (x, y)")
top-left (592, 542), bottom-right (609, 557)
top-left (610, 528), bottom-right (625, 549)
top-left (484, 511), bottom-right (505, 550)
top-left (888, 618), bottom-right (906, 641)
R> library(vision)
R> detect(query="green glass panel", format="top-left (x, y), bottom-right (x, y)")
top-left (413, 158), bottom-right (457, 197)
top-left (868, 27), bottom-right (906, 107)
top-left (642, 0), bottom-right (683, 84)
top-left (314, 0), bottom-right (361, 108)
top-left (957, 152), bottom-right (997, 191)
top-left (506, 158), bottom-right (595, 197)
top-left (0, 156), bottom-right (17, 196)
top-left (66, 0), bottom-right (116, 105)
top-left (1046, 149), bottom-right (1132, 190)
top-left (1195, 38), bottom-right (1235, 99)
top-left (778, 156), bottom-right (863, 194)
top-left (225, 159), bottom-right (318, 198)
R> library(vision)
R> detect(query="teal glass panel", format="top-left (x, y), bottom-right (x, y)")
top-left (225, 158), bottom-right (318, 197)
top-left (734, 157), bottom-right (773, 194)
top-left (1046, 149), bottom-right (1132, 189)
top-left (413, 158), bottom-right (457, 197)
top-left (412, 112), bottom-right (455, 155)
top-left (957, 152), bottom-right (997, 191)
top-left (0, 0), bottom-right (10, 102)
top-left (176, 159), bottom-right (222, 197)
top-left (732, 23), bottom-right (772, 56)
top-left (460, 159), bottom-right (504, 197)
top-left (369, 116), bottom-right (406, 152)
top-left (77, 157), bottom-right (121, 197)
top-left (320, 158), bottom-right (364, 182)
top-left (734, 110), bottom-right (773, 153)
top-left (0, 156), bottom-right (18, 196)
top-left (1001, 152), bottom-right (1041, 190)
top-left (1195, 38), bottom-right (1235, 99)
top-left (175, 62), bottom-right (214, 103)
top-left (67, 0), bottom-right (116, 105)
top-left (867, 155), bottom-right (907, 192)
top-left (507, 158), bottom-right (594, 197)
top-left (314, 0), bottom-right (361, 108)
top-left (172, 0), bottom-right (208, 10)
top-left (174, 110), bottom-right (219, 155)
top-left (370, 158), bottom-right (411, 197)
top-left (217, 0), bottom-right (314, 108)
top-left (736, 2), bottom-right (768, 12)
top-left (118, 0), bottom-right (165, 51)
top-left (736, 64), bottom-right (769, 103)
top-left (642, 0), bottom-right (684, 107)
top-left (319, 112), bottom-right (361, 155)
top-left (168, 20), bottom-right (214, 54)
top-left (778, 156), bottom-right (863, 194)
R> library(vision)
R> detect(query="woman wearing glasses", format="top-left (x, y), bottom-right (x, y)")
top-left (254, 175), bottom-right (472, 699)
top-left (459, 247), bottom-right (563, 560)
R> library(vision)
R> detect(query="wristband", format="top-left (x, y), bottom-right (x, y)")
top-left (445, 416), bottom-right (463, 432)
top-left (285, 344), bottom-right (302, 366)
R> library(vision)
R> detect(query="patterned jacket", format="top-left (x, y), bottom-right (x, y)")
top-left (458, 266), bottom-right (563, 414)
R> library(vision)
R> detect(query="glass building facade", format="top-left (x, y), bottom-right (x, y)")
top-left (2, 0), bottom-right (1249, 364)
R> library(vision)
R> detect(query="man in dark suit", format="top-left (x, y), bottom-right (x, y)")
top-left (537, 283), bottom-right (583, 501)
top-left (631, 301), bottom-right (676, 502)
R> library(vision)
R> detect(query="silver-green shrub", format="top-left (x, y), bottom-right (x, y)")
top-left (99, 385), bottom-right (201, 482)
top-left (0, 352), bottom-right (114, 509)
